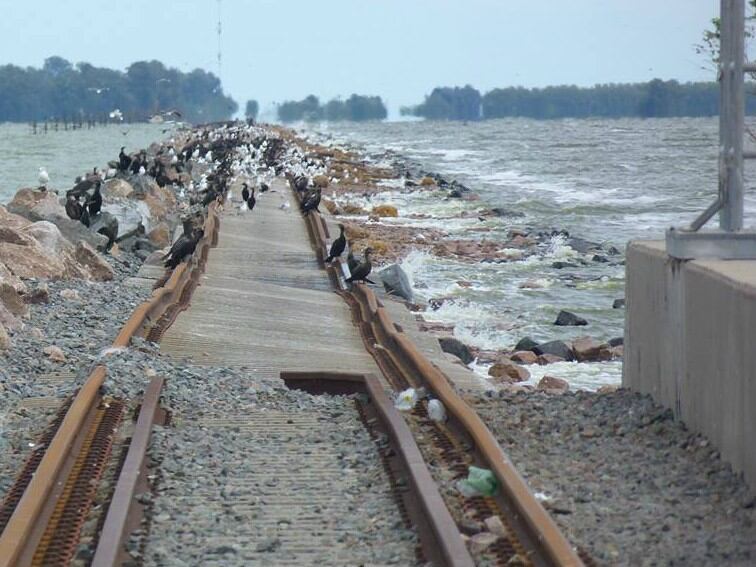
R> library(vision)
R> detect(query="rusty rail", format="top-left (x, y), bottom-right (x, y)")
top-left (281, 370), bottom-right (475, 567)
top-left (0, 369), bottom-right (106, 567)
top-left (91, 376), bottom-right (165, 567)
top-left (0, 204), bottom-right (219, 567)
top-left (298, 194), bottom-right (585, 567)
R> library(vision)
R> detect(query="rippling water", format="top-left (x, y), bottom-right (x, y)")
top-left (310, 117), bottom-right (756, 389)
top-left (0, 122), bottom-right (173, 201)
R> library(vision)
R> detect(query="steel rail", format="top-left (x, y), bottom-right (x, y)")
top-left (298, 196), bottom-right (585, 567)
top-left (281, 370), bottom-right (475, 567)
top-left (91, 376), bottom-right (165, 567)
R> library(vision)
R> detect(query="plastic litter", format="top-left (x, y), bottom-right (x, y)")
top-left (456, 466), bottom-right (498, 497)
top-left (427, 399), bottom-right (447, 422)
top-left (394, 388), bottom-right (418, 411)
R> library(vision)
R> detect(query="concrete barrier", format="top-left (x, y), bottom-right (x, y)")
top-left (624, 240), bottom-right (756, 488)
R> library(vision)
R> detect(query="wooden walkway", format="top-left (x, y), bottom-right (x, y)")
top-left (160, 180), bottom-right (380, 379)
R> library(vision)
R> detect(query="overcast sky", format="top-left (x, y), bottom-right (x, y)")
top-left (1, 0), bottom-right (721, 117)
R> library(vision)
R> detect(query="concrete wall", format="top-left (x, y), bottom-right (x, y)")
top-left (624, 241), bottom-right (756, 488)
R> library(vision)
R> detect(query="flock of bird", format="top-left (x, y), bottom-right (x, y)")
top-left (35, 121), bottom-right (374, 283)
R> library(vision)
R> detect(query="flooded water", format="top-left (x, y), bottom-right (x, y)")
top-left (0, 122), bottom-right (172, 200)
top-left (309, 117), bottom-right (756, 389)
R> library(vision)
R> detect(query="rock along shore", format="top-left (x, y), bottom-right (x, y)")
top-left (268, 126), bottom-right (623, 393)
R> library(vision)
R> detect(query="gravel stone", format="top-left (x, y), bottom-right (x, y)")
top-left (473, 389), bottom-right (756, 566)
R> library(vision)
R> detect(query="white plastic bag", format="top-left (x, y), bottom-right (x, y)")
top-left (394, 388), bottom-right (418, 411)
top-left (427, 399), bottom-right (447, 423)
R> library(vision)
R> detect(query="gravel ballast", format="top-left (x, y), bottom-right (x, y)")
top-left (0, 252), bottom-right (150, 502)
top-left (473, 389), bottom-right (756, 566)
top-left (96, 342), bottom-right (422, 567)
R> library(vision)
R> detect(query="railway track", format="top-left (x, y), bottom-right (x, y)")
top-left (0, 136), bottom-right (587, 566)
top-left (301, 198), bottom-right (591, 567)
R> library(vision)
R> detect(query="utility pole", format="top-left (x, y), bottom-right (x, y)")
top-left (217, 0), bottom-right (223, 84)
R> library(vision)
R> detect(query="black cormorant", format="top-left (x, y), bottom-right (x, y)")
top-left (246, 188), bottom-right (256, 211)
top-left (241, 183), bottom-right (250, 203)
top-left (80, 206), bottom-right (91, 227)
top-left (163, 229), bottom-right (205, 269)
top-left (347, 243), bottom-right (359, 273)
top-left (325, 224), bottom-right (346, 263)
top-left (346, 248), bottom-right (373, 283)
top-left (65, 195), bottom-right (83, 220)
top-left (118, 147), bottom-right (132, 171)
top-left (87, 182), bottom-right (103, 217)
top-left (301, 188), bottom-right (321, 216)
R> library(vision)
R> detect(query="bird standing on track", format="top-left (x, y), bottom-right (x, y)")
top-left (163, 228), bottom-right (205, 269)
top-left (346, 247), bottom-right (373, 283)
top-left (325, 224), bottom-right (346, 263)
top-left (347, 243), bottom-right (359, 273)
top-left (246, 187), bottom-right (256, 212)
top-left (38, 167), bottom-right (49, 190)
top-left (301, 187), bottom-right (321, 216)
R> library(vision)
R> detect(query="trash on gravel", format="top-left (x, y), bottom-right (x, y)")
top-left (394, 388), bottom-right (418, 411)
top-left (427, 399), bottom-right (447, 422)
top-left (456, 466), bottom-right (499, 497)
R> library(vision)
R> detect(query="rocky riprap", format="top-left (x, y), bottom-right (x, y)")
top-left (472, 389), bottom-right (756, 566)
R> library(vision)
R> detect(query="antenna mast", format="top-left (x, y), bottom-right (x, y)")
top-left (217, 0), bottom-right (223, 83)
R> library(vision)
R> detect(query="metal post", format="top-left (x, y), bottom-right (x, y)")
top-left (665, 0), bottom-right (756, 259)
top-left (720, 0), bottom-right (745, 231)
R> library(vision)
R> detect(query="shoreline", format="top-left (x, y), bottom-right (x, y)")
top-left (278, 125), bottom-right (624, 392)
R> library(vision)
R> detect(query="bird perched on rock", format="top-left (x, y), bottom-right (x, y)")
top-left (325, 224), bottom-right (346, 263)
top-left (87, 181), bottom-right (103, 217)
top-left (38, 167), bottom-right (49, 190)
top-left (241, 182), bottom-right (250, 203)
top-left (67, 177), bottom-right (97, 199)
top-left (65, 195), bottom-right (83, 220)
top-left (118, 147), bottom-right (132, 171)
top-left (346, 247), bottom-right (373, 283)
top-left (301, 187), bottom-right (321, 216)
top-left (79, 206), bottom-right (91, 227)
top-left (163, 228), bottom-right (205, 269)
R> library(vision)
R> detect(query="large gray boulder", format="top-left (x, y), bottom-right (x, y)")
top-left (89, 212), bottom-right (119, 250)
top-left (54, 218), bottom-right (109, 250)
top-left (7, 188), bottom-right (66, 221)
top-left (554, 310), bottom-right (588, 326)
top-left (533, 340), bottom-right (575, 361)
top-left (379, 264), bottom-right (413, 302)
top-left (438, 336), bottom-right (474, 365)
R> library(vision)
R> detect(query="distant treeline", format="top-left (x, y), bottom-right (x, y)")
top-left (277, 94), bottom-right (387, 122)
top-left (402, 80), bottom-right (756, 120)
top-left (0, 56), bottom-right (238, 123)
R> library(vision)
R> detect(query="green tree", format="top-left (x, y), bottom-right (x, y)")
top-left (405, 85), bottom-right (481, 120)
top-left (0, 57), bottom-right (237, 123)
